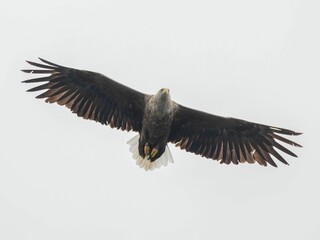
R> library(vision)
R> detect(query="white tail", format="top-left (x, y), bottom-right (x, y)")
top-left (127, 134), bottom-right (174, 171)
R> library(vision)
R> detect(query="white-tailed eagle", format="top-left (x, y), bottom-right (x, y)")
top-left (22, 58), bottom-right (302, 170)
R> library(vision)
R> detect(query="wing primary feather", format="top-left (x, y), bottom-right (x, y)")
top-left (36, 86), bottom-right (67, 99)
top-left (38, 58), bottom-right (63, 67)
top-left (49, 75), bottom-right (70, 83)
top-left (27, 82), bottom-right (56, 92)
top-left (249, 140), bottom-right (264, 158)
top-left (56, 89), bottom-right (75, 102)
top-left (48, 81), bottom-right (69, 90)
top-left (268, 138), bottom-right (298, 157)
top-left (263, 143), bottom-right (289, 165)
top-left (256, 145), bottom-right (277, 167)
top-left (45, 89), bottom-right (67, 103)
top-left (249, 141), bottom-right (268, 166)
top-left (22, 76), bottom-right (50, 83)
top-left (49, 86), bottom-right (70, 97)
top-left (57, 90), bottom-right (77, 105)
top-left (270, 133), bottom-right (302, 147)
top-left (65, 89), bottom-right (81, 105)
top-left (35, 90), bottom-right (51, 99)
top-left (252, 150), bottom-right (267, 166)
top-left (22, 74), bottom-right (64, 83)
top-left (25, 60), bottom-right (57, 70)
top-left (21, 69), bottom-right (54, 74)
top-left (269, 126), bottom-right (302, 136)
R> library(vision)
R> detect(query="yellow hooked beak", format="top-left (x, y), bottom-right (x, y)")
top-left (161, 88), bottom-right (169, 94)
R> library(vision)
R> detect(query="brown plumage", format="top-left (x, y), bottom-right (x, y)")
top-left (22, 58), bottom-right (302, 169)
top-left (169, 105), bottom-right (301, 166)
top-left (22, 58), bottom-right (146, 132)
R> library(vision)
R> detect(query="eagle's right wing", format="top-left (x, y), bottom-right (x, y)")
top-left (22, 58), bottom-right (147, 132)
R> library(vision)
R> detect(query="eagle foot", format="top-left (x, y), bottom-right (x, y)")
top-left (150, 148), bottom-right (158, 159)
top-left (144, 143), bottom-right (151, 157)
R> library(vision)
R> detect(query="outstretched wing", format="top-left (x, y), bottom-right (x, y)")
top-left (169, 104), bottom-right (302, 167)
top-left (22, 58), bottom-right (147, 132)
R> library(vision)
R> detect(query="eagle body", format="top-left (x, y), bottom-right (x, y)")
top-left (22, 58), bottom-right (302, 171)
top-left (139, 88), bottom-right (175, 161)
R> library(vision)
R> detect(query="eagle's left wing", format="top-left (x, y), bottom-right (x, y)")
top-left (169, 104), bottom-right (302, 167)
top-left (22, 58), bottom-right (147, 132)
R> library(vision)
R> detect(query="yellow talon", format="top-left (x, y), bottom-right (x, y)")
top-left (151, 148), bottom-right (158, 158)
top-left (144, 143), bottom-right (151, 156)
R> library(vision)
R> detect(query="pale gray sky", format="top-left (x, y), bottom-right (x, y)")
top-left (1, 0), bottom-right (319, 239)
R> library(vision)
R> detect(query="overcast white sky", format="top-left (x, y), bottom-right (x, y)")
top-left (1, 0), bottom-right (319, 239)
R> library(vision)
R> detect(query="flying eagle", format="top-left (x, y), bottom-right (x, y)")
top-left (22, 58), bottom-right (302, 170)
